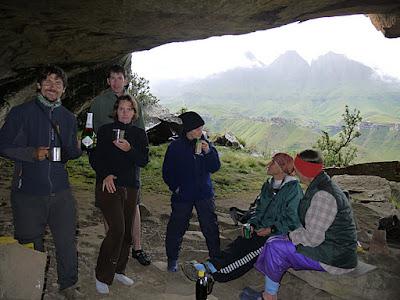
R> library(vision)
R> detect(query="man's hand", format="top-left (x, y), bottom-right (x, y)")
top-left (256, 227), bottom-right (272, 237)
top-left (33, 146), bottom-right (49, 161)
top-left (113, 138), bottom-right (131, 152)
top-left (102, 175), bottom-right (117, 193)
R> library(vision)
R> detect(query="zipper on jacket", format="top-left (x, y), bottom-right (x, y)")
top-left (47, 107), bottom-right (54, 194)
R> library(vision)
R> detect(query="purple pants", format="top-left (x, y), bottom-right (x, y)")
top-left (254, 235), bottom-right (325, 283)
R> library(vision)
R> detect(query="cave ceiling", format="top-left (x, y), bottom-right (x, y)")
top-left (0, 0), bottom-right (399, 117)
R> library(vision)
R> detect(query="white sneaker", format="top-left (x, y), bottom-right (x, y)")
top-left (95, 279), bottom-right (109, 294)
top-left (114, 273), bottom-right (134, 286)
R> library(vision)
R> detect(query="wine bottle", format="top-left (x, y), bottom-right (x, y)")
top-left (81, 112), bottom-right (96, 151)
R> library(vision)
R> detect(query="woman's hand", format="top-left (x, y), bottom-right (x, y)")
top-left (256, 227), bottom-right (272, 237)
top-left (102, 175), bottom-right (117, 193)
top-left (113, 138), bottom-right (131, 152)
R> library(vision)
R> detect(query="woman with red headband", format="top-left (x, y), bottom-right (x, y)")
top-left (242, 149), bottom-right (357, 300)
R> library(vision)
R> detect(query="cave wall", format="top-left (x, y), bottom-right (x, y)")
top-left (0, 0), bottom-right (399, 123)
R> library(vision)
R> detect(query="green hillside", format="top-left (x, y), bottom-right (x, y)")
top-left (155, 51), bottom-right (400, 163)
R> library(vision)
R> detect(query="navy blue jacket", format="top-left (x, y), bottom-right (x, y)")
top-left (0, 97), bottom-right (82, 196)
top-left (162, 135), bottom-right (220, 201)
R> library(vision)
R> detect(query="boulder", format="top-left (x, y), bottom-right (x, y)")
top-left (0, 243), bottom-right (47, 300)
top-left (214, 132), bottom-right (244, 149)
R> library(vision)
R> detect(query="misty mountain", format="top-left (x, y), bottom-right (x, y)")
top-left (150, 51), bottom-right (400, 161)
top-left (153, 51), bottom-right (400, 125)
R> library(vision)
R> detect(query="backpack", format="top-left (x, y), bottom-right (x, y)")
top-left (378, 215), bottom-right (400, 247)
top-left (229, 195), bottom-right (259, 225)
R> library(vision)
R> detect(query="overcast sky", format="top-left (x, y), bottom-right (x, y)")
top-left (131, 15), bottom-right (400, 84)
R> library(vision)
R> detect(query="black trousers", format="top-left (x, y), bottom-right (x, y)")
top-left (166, 196), bottom-right (221, 261)
top-left (10, 189), bottom-right (78, 290)
top-left (209, 234), bottom-right (268, 282)
top-left (95, 185), bottom-right (137, 285)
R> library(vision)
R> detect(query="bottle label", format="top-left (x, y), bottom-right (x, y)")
top-left (86, 112), bottom-right (93, 128)
top-left (82, 136), bottom-right (94, 147)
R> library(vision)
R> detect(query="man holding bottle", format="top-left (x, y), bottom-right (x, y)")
top-left (0, 65), bottom-right (83, 299)
top-left (90, 64), bottom-right (151, 266)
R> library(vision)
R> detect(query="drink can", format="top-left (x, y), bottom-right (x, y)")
top-left (195, 139), bottom-right (202, 155)
top-left (243, 223), bottom-right (251, 239)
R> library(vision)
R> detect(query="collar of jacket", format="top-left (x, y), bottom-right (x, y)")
top-left (37, 94), bottom-right (62, 109)
top-left (114, 120), bottom-right (132, 130)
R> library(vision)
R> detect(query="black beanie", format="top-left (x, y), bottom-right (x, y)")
top-left (179, 111), bottom-right (205, 132)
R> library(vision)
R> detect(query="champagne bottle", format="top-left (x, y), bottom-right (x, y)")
top-left (195, 270), bottom-right (208, 300)
top-left (81, 112), bottom-right (96, 151)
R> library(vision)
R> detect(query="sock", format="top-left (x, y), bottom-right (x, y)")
top-left (265, 275), bottom-right (280, 295)
top-left (204, 261), bottom-right (217, 273)
top-left (194, 263), bottom-right (206, 271)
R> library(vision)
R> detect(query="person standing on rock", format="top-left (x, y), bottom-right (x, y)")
top-left (93, 94), bottom-right (149, 294)
top-left (243, 149), bottom-right (357, 300)
top-left (0, 65), bottom-right (83, 299)
top-left (162, 111), bottom-right (221, 272)
top-left (90, 64), bottom-right (152, 266)
top-left (182, 153), bottom-right (303, 283)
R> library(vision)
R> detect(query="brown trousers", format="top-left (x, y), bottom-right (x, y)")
top-left (95, 185), bottom-right (138, 284)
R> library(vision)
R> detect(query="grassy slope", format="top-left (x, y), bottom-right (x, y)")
top-left (67, 144), bottom-right (269, 200)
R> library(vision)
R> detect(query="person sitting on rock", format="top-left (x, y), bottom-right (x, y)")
top-left (182, 152), bottom-right (303, 283)
top-left (243, 149), bottom-right (357, 300)
top-left (162, 111), bottom-right (221, 272)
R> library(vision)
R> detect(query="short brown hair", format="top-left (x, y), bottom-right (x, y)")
top-left (108, 64), bottom-right (127, 78)
top-left (298, 149), bottom-right (323, 164)
top-left (112, 94), bottom-right (138, 123)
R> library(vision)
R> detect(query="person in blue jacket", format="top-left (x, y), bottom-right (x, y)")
top-left (0, 65), bottom-right (83, 298)
top-left (162, 111), bottom-right (221, 272)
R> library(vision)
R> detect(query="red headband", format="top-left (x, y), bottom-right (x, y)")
top-left (294, 154), bottom-right (324, 178)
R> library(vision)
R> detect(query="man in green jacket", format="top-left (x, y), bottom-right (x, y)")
top-left (183, 152), bottom-right (303, 282)
top-left (90, 64), bottom-right (151, 266)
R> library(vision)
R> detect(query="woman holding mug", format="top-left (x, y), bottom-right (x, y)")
top-left (93, 94), bottom-right (149, 294)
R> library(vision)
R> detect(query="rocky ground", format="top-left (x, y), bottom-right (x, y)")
top-left (1, 161), bottom-right (400, 299)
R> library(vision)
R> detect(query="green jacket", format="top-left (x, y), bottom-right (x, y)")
top-left (249, 176), bottom-right (303, 234)
top-left (297, 172), bottom-right (357, 269)
top-left (90, 88), bottom-right (145, 132)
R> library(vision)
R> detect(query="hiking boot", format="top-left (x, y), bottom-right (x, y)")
top-left (59, 284), bottom-right (85, 299)
top-left (181, 260), bottom-right (204, 281)
top-left (167, 259), bottom-right (178, 272)
top-left (132, 249), bottom-right (151, 266)
top-left (239, 287), bottom-right (262, 300)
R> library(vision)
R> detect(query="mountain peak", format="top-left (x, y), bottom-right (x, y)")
top-left (271, 50), bottom-right (308, 67)
top-left (311, 51), bottom-right (374, 82)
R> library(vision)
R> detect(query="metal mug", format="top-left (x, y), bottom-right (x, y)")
top-left (112, 129), bottom-right (125, 141)
top-left (48, 147), bottom-right (62, 162)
